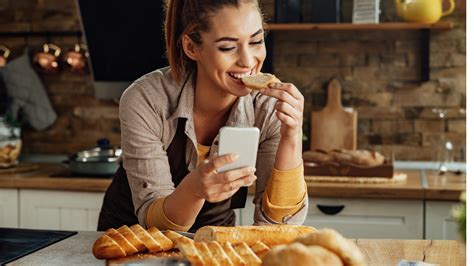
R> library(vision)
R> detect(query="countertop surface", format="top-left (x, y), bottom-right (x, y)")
top-left (0, 163), bottom-right (466, 200)
top-left (7, 231), bottom-right (466, 266)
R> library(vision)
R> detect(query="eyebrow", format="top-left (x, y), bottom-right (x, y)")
top-left (214, 29), bottom-right (264, 43)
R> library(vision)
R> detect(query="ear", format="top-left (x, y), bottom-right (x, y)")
top-left (182, 34), bottom-right (200, 61)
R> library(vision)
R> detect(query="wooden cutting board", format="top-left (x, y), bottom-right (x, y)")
top-left (311, 79), bottom-right (357, 151)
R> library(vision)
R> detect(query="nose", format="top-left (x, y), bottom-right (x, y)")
top-left (237, 45), bottom-right (254, 68)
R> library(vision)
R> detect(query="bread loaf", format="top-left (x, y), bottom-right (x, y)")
top-left (262, 242), bottom-right (343, 266)
top-left (241, 73), bottom-right (280, 90)
top-left (294, 228), bottom-right (366, 266)
top-left (194, 225), bottom-right (317, 246)
top-left (92, 224), bottom-right (178, 260)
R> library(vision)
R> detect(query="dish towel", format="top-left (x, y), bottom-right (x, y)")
top-left (2, 50), bottom-right (57, 130)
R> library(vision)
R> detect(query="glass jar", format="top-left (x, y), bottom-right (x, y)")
top-left (0, 116), bottom-right (22, 168)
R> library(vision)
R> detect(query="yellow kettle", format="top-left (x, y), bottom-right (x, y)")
top-left (395, 0), bottom-right (455, 24)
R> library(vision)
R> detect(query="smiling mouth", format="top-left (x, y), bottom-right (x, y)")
top-left (227, 70), bottom-right (253, 83)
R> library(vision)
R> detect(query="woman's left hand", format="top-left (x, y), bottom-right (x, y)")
top-left (262, 82), bottom-right (304, 140)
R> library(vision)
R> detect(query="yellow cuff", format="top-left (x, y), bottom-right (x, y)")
top-left (262, 189), bottom-right (307, 222)
top-left (267, 163), bottom-right (305, 206)
top-left (146, 197), bottom-right (192, 232)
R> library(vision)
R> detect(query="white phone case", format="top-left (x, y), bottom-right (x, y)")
top-left (217, 127), bottom-right (260, 173)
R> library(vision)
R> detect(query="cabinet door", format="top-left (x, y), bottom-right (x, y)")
top-left (305, 197), bottom-right (424, 239)
top-left (0, 188), bottom-right (19, 227)
top-left (425, 200), bottom-right (459, 240)
top-left (19, 189), bottom-right (104, 231)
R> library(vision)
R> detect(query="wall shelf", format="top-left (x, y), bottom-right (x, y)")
top-left (265, 21), bottom-right (455, 81)
top-left (267, 22), bottom-right (454, 31)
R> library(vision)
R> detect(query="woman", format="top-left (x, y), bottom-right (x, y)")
top-left (98, 0), bottom-right (308, 232)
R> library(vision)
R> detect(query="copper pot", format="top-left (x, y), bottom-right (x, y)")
top-left (33, 43), bottom-right (61, 74)
top-left (0, 45), bottom-right (11, 68)
top-left (64, 43), bottom-right (89, 74)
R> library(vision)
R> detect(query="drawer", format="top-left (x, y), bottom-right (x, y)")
top-left (304, 197), bottom-right (424, 239)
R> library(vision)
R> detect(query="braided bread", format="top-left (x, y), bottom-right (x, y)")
top-left (92, 224), bottom-right (179, 259)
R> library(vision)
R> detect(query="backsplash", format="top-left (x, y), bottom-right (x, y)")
top-left (0, 0), bottom-right (465, 161)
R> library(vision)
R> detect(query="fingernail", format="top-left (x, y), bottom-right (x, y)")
top-left (231, 154), bottom-right (239, 160)
top-left (251, 167), bottom-right (256, 173)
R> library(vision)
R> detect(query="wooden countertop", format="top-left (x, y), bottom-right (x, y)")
top-left (0, 164), bottom-right (465, 200)
top-left (8, 231), bottom-right (466, 266)
top-left (0, 164), bottom-right (111, 192)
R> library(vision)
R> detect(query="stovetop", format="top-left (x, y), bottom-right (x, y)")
top-left (0, 227), bottom-right (77, 264)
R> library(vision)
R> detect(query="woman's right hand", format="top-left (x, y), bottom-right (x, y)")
top-left (186, 154), bottom-right (257, 203)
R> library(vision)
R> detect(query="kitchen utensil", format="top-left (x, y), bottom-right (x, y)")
top-left (64, 138), bottom-right (122, 176)
top-left (0, 44), bottom-right (11, 68)
top-left (395, 0), bottom-right (455, 24)
top-left (63, 43), bottom-right (89, 74)
top-left (32, 43), bottom-right (61, 74)
top-left (311, 79), bottom-right (357, 151)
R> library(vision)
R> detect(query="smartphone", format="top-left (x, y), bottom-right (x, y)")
top-left (217, 127), bottom-right (260, 173)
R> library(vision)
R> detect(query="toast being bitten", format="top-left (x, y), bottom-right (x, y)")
top-left (194, 225), bottom-right (318, 246)
top-left (242, 73), bottom-right (280, 90)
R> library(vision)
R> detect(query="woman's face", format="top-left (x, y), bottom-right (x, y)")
top-left (193, 2), bottom-right (266, 96)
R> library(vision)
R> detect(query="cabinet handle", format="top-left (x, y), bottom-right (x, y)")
top-left (317, 204), bottom-right (345, 215)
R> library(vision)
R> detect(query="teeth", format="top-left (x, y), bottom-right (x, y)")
top-left (228, 70), bottom-right (252, 79)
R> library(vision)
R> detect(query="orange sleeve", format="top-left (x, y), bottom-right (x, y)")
top-left (145, 197), bottom-right (192, 231)
top-left (262, 163), bottom-right (307, 222)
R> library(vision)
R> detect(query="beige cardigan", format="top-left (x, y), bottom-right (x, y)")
top-left (119, 67), bottom-right (308, 227)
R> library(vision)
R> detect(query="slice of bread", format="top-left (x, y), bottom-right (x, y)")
top-left (241, 73), bottom-right (280, 90)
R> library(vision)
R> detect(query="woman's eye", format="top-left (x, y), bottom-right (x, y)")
top-left (219, 47), bottom-right (235, 52)
top-left (250, 39), bottom-right (264, 45)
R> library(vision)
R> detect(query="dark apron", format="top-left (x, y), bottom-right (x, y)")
top-left (97, 118), bottom-right (247, 232)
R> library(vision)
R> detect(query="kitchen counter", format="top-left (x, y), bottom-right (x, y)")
top-left (0, 163), bottom-right (465, 200)
top-left (7, 231), bottom-right (466, 265)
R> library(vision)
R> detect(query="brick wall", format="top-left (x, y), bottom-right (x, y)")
top-left (0, 0), bottom-right (466, 161)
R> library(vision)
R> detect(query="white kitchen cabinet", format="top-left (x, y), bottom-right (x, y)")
top-left (0, 188), bottom-right (19, 227)
top-left (305, 197), bottom-right (424, 239)
top-left (19, 189), bottom-right (104, 231)
top-left (240, 196), bottom-right (424, 239)
top-left (425, 200), bottom-right (459, 240)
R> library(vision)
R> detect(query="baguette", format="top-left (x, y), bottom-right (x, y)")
top-left (242, 73), bottom-right (280, 90)
top-left (195, 225), bottom-right (318, 246)
top-left (221, 242), bottom-right (246, 266)
top-left (207, 241), bottom-right (233, 266)
top-left (195, 242), bottom-right (219, 266)
top-left (176, 238), bottom-right (205, 266)
top-left (233, 242), bottom-right (262, 266)
top-left (92, 224), bottom-right (174, 260)
top-left (251, 241), bottom-right (271, 259)
top-left (164, 230), bottom-right (186, 249)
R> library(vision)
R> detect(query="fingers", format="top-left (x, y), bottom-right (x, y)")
top-left (264, 83), bottom-right (304, 111)
top-left (216, 166), bottom-right (256, 183)
top-left (200, 153), bottom-right (238, 176)
top-left (205, 174), bottom-right (257, 202)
